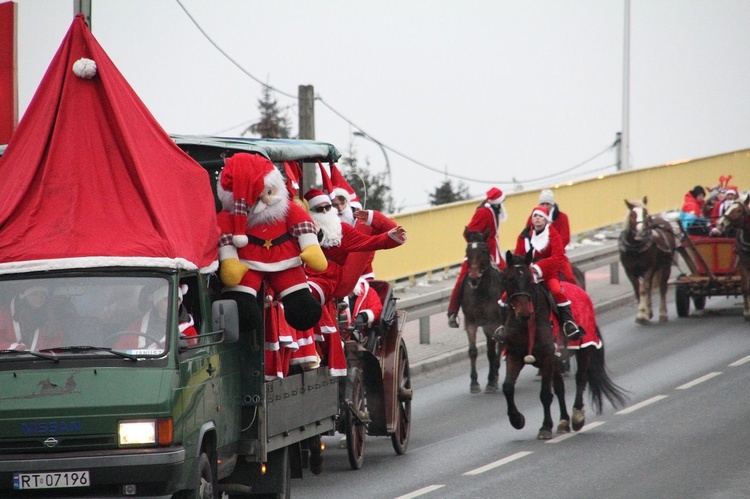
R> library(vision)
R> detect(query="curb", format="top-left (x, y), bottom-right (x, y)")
top-left (410, 292), bottom-right (634, 376)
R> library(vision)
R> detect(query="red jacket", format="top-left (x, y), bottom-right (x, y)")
top-left (514, 224), bottom-right (568, 281)
top-left (525, 205), bottom-right (571, 248)
top-left (680, 191), bottom-right (704, 218)
top-left (466, 203), bottom-right (505, 269)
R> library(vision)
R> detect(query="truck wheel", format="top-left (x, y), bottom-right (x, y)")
top-left (675, 283), bottom-right (690, 318)
top-left (175, 452), bottom-right (215, 499)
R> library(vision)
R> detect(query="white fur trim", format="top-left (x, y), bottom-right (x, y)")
top-left (329, 368), bottom-right (348, 377)
top-left (297, 232), bottom-right (319, 250)
top-left (277, 281), bottom-right (310, 298)
top-left (242, 256), bottom-right (302, 272)
top-left (0, 256), bottom-right (216, 275)
top-left (307, 193), bottom-right (330, 208)
top-left (531, 263), bottom-right (543, 279)
top-left (331, 187), bottom-right (350, 200)
top-left (532, 208), bottom-right (551, 221)
top-left (307, 281), bottom-right (325, 304)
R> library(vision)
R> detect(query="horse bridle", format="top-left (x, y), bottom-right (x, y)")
top-left (466, 241), bottom-right (493, 279)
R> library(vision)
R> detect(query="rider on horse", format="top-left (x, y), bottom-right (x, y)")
top-left (447, 187), bottom-right (508, 328)
top-left (501, 205), bottom-right (582, 341)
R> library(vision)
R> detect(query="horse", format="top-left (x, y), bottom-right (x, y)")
top-left (619, 196), bottom-right (677, 324)
top-left (500, 250), bottom-right (628, 440)
top-left (717, 195), bottom-right (750, 321)
top-left (459, 229), bottom-right (504, 394)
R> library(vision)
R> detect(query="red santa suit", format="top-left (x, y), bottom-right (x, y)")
top-left (0, 294), bottom-right (64, 351)
top-left (344, 278), bottom-right (383, 341)
top-left (514, 209), bottom-right (569, 306)
top-left (448, 187), bottom-right (508, 316)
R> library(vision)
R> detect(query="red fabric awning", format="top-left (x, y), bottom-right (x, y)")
top-left (0, 15), bottom-right (219, 273)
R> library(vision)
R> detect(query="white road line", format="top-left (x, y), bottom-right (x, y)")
top-left (729, 355), bottom-right (750, 367)
top-left (546, 421), bottom-right (606, 443)
top-left (676, 371), bottom-right (722, 390)
top-left (462, 451), bottom-right (533, 476)
top-left (395, 484), bottom-right (445, 499)
top-left (615, 395), bottom-right (668, 415)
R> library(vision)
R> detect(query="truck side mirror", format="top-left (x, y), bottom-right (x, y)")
top-left (212, 299), bottom-right (240, 343)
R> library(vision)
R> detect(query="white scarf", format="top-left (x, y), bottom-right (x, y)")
top-left (529, 225), bottom-right (550, 253)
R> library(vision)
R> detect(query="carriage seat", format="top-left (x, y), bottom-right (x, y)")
top-left (368, 280), bottom-right (397, 331)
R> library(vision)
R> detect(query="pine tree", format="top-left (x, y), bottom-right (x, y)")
top-left (429, 179), bottom-right (471, 205)
top-left (243, 86), bottom-right (292, 139)
top-left (339, 142), bottom-right (395, 213)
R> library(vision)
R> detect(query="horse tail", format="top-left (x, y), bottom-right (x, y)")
top-left (586, 327), bottom-right (630, 414)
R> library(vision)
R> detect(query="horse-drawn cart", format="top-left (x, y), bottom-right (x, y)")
top-left (672, 227), bottom-right (742, 317)
top-left (336, 280), bottom-right (413, 469)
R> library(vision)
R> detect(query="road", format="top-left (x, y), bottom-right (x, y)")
top-left (292, 296), bottom-right (750, 499)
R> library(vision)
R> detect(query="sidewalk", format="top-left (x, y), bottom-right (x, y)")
top-left (396, 262), bottom-right (634, 376)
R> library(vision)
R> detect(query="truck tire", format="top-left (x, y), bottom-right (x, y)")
top-left (175, 452), bottom-right (216, 499)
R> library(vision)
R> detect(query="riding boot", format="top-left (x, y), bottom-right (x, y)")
top-left (557, 304), bottom-right (583, 340)
top-left (447, 312), bottom-right (460, 328)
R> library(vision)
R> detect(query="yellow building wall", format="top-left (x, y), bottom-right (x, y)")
top-left (373, 149), bottom-right (750, 282)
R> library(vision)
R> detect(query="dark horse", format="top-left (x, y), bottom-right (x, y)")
top-left (619, 196), bottom-right (677, 324)
top-left (500, 251), bottom-right (628, 440)
top-left (717, 196), bottom-right (750, 321)
top-left (460, 229), bottom-right (504, 394)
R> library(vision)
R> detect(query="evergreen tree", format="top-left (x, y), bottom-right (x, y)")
top-left (429, 179), bottom-right (471, 205)
top-left (339, 142), bottom-right (395, 213)
top-left (243, 86), bottom-right (292, 138)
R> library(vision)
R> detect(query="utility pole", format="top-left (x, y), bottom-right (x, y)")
top-left (74, 0), bottom-right (92, 29)
top-left (620, 0), bottom-right (631, 170)
top-left (298, 85), bottom-right (316, 194)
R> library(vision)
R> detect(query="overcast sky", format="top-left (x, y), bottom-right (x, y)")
top-left (14, 0), bottom-right (750, 210)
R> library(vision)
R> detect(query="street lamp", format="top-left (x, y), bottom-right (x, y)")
top-left (353, 131), bottom-right (392, 192)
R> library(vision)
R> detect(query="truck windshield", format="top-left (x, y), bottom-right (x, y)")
top-left (0, 275), bottom-right (172, 357)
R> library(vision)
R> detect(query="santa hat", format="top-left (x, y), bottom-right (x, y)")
top-left (316, 161), bottom-right (335, 196)
top-left (539, 189), bottom-right (555, 205)
top-left (329, 163), bottom-right (362, 209)
top-left (220, 153), bottom-right (276, 247)
top-left (283, 160), bottom-right (302, 198)
top-left (531, 205), bottom-right (551, 222)
top-left (486, 187), bottom-right (505, 205)
top-left (304, 188), bottom-right (330, 210)
top-left (726, 186), bottom-right (738, 196)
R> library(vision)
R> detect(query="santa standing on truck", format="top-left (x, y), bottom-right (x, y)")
top-left (217, 153), bottom-right (328, 338)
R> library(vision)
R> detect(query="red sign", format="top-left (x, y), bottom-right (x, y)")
top-left (0, 1), bottom-right (17, 144)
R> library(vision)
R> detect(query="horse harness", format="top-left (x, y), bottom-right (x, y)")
top-left (619, 216), bottom-right (675, 255)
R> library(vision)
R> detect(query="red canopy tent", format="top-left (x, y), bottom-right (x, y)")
top-left (0, 15), bottom-right (218, 273)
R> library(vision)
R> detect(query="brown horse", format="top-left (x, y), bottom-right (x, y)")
top-left (717, 195), bottom-right (750, 321)
top-left (500, 251), bottom-right (628, 440)
top-left (460, 229), bottom-right (504, 394)
top-left (619, 197), bottom-right (677, 324)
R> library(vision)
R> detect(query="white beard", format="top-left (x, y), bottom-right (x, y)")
top-left (338, 206), bottom-right (355, 226)
top-left (311, 208), bottom-right (343, 248)
top-left (250, 191), bottom-right (288, 226)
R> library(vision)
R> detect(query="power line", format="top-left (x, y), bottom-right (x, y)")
top-left (177, 0), bottom-right (618, 188)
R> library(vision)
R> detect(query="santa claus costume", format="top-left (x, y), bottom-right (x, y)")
top-left (217, 153), bottom-right (328, 378)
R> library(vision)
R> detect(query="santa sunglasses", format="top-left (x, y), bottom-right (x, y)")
top-left (313, 204), bottom-right (333, 213)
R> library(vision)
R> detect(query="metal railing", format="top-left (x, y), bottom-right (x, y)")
top-left (397, 240), bottom-right (621, 344)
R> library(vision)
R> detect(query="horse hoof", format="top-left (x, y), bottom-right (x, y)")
top-left (484, 384), bottom-right (499, 394)
top-left (537, 429), bottom-right (553, 440)
top-left (744, 314), bottom-right (750, 322)
top-left (509, 413), bottom-right (525, 430)
top-left (659, 315), bottom-right (668, 323)
top-left (470, 383), bottom-right (481, 394)
top-left (572, 408), bottom-right (585, 432)
top-left (635, 317), bottom-right (649, 325)
top-left (556, 420), bottom-right (571, 434)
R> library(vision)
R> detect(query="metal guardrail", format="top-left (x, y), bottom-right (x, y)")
top-left (398, 240), bottom-right (621, 328)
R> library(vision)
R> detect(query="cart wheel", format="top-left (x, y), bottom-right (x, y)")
top-left (391, 339), bottom-right (412, 455)
top-left (308, 435), bottom-right (324, 475)
top-left (346, 367), bottom-right (366, 470)
top-left (692, 295), bottom-right (706, 311)
top-left (675, 282), bottom-right (690, 317)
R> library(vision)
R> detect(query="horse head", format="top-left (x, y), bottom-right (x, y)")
top-left (717, 195), bottom-right (750, 234)
top-left (465, 229), bottom-right (491, 287)
top-left (503, 250), bottom-right (536, 320)
top-left (623, 196), bottom-right (651, 242)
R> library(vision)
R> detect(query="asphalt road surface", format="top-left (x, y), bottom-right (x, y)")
top-left (292, 296), bottom-right (750, 499)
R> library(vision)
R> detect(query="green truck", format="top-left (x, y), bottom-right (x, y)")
top-left (0, 137), bottom-right (343, 498)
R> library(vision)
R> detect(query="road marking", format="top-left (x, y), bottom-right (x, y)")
top-left (462, 451), bottom-right (533, 476)
top-left (546, 421), bottom-right (606, 443)
top-left (729, 356), bottom-right (750, 367)
top-left (395, 485), bottom-right (445, 499)
top-left (676, 371), bottom-right (721, 390)
top-left (615, 395), bottom-right (668, 415)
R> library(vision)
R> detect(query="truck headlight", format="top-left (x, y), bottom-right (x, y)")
top-left (118, 419), bottom-right (173, 446)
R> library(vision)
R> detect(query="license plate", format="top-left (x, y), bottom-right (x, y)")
top-left (13, 471), bottom-right (90, 489)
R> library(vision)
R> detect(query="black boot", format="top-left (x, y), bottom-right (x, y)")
top-left (558, 304), bottom-right (582, 340)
